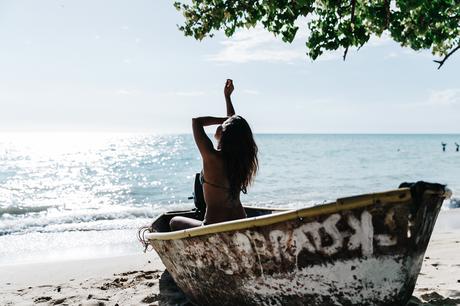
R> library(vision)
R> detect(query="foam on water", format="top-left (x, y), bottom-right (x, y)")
top-left (0, 133), bottom-right (459, 264)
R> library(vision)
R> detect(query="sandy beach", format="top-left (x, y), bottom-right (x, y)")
top-left (0, 253), bottom-right (190, 306)
top-left (1, 211), bottom-right (459, 306)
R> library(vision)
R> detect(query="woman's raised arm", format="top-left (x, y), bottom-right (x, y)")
top-left (192, 116), bottom-right (227, 158)
top-left (224, 79), bottom-right (235, 117)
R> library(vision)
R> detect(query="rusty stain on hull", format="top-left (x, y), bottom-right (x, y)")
top-left (144, 182), bottom-right (448, 306)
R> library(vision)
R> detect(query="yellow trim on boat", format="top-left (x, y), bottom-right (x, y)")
top-left (145, 187), bottom-right (443, 241)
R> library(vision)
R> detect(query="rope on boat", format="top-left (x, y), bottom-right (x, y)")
top-left (137, 224), bottom-right (155, 252)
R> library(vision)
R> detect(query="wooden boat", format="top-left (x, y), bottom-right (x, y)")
top-left (140, 182), bottom-right (451, 306)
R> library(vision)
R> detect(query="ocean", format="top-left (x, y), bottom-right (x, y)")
top-left (0, 133), bottom-right (459, 265)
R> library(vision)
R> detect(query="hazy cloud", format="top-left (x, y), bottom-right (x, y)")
top-left (207, 27), bottom-right (305, 63)
top-left (428, 89), bottom-right (460, 106)
top-left (116, 89), bottom-right (143, 96)
top-left (117, 89), bottom-right (132, 95)
top-left (368, 33), bottom-right (392, 47)
top-left (384, 52), bottom-right (398, 59)
top-left (207, 26), bottom-right (398, 64)
top-left (242, 89), bottom-right (260, 95)
top-left (173, 91), bottom-right (206, 97)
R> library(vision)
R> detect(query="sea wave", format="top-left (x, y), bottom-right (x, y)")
top-left (0, 205), bottom-right (54, 217)
top-left (0, 204), bottom-right (191, 236)
top-left (0, 196), bottom-right (456, 237)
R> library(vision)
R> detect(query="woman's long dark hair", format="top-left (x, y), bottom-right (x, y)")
top-left (220, 115), bottom-right (258, 200)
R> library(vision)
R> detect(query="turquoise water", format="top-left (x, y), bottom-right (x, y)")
top-left (0, 133), bottom-right (459, 264)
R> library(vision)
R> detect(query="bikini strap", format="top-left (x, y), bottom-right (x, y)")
top-left (200, 170), bottom-right (230, 190)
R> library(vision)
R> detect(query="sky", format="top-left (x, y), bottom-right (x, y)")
top-left (0, 0), bottom-right (459, 134)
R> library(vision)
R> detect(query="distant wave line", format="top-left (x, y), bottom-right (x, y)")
top-left (0, 205), bottom-right (54, 217)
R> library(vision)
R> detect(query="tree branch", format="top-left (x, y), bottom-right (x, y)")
top-left (357, 41), bottom-right (366, 51)
top-left (343, 47), bottom-right (349, 61)
top-left (433, 45), bottom-right (460, 69)
top-left (384, 0), bottom-right (390, 29)
top-left (343, 0), bottom-right (356, 61)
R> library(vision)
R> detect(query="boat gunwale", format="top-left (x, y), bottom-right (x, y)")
top-left (145, 187), bottom-right (449, 241)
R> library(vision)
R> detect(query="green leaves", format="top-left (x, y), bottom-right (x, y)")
top-left (173, 0), bottom-right (460, 66)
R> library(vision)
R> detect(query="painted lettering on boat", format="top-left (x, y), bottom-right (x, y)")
top-left (235, 210), bottom-right (397, 265)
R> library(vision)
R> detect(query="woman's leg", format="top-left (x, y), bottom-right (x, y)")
top-left (169, 216), bottom-right (203, 231)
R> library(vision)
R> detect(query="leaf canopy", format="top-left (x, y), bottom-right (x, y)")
top-left (173, 0), bottom-right (460, 68)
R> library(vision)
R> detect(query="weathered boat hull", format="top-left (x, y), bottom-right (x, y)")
top-left (144, 182), bottom-right (449, 306)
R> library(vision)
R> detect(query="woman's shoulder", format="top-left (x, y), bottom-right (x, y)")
top-left (203, 149), bottom-right (224, 165)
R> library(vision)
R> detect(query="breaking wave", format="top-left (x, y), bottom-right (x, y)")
top-left (0, 205), bottom-right (54, 217)
top-left (0, 204), bottom-right (191, 236)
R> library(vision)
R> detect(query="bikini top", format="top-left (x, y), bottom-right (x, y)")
top-left (200, 170), bottom-right (231, 190)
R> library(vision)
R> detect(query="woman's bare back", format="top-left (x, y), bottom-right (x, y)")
top-left (201, 153), bottom-right (246, 224)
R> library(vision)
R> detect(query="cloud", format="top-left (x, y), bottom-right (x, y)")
top-left (207, 26), bottom-right (393, 64)
top-left (116, 89), bottom-right (142, 96)
top-left (173, 91), bottom-right (206, 97)
top-left (117, 89), bottom-right (132, 95)
top-left (400, 88), bottom-right (460, 108)
top-left (206, 27), bottom-right (306, 63)
top-left (206, 17), bottom-right (401, 64)
top-left (428, 89), bottom-right (460, 106)
top-left (242, 89), bottom-right (260, 95)
top-left (368, 32), bottom-right (392, 47)
top-left (315, 49), bottom-right (343, 62)
top-left (113, 89), bottom-right (207, 98)
top-left (384, 52), bottom-right (398, 59)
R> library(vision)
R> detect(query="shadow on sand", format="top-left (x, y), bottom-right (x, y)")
top-left (408, 292), bottom-right (460, 305)
top-left (159, 270), bottom-right (193, 306)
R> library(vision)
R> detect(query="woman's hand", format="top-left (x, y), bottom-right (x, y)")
top-left (224, 79), bottom-right (235, 116)
top-left (224, 79), bottom-right (234, 98)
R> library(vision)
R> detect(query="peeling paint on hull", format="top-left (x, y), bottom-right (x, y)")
top-left (240, 255), bottom-right (421, 306)
top-left (146, 183), bottom-right (447, 306)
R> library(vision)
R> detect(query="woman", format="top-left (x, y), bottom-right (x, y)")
top-left (169, 79), bottom-right (258, 231)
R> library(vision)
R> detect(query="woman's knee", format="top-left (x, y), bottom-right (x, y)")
top-left (169, 216), bottom-right (182, 231)
top-left (169, 216), bottom-right (201, 231)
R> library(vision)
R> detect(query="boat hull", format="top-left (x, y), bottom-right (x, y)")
top-left (146, 183), bottom-right (448, 305)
